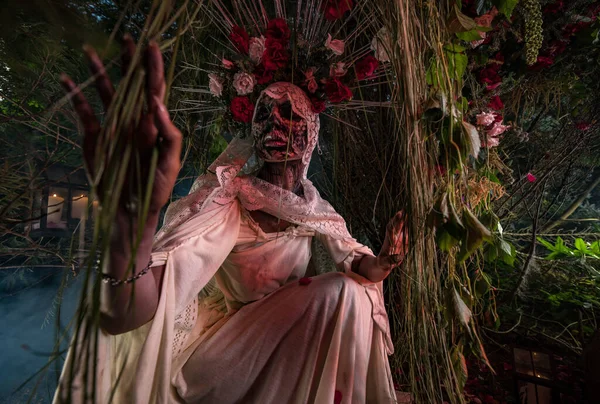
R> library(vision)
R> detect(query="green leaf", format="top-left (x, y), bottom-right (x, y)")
top-left (575, 238), bottom-right (588, 252)
top-left (444, 43), bottom-right (467, 53)
top-left (456, 29), bottom-right (485, 42)
top-left (492, 0), bottom-right (519, 18)
top-left (475, 272), bottom-right (492, 297)
top-left (448, 51), bottom-right (469, 82)
top-left (537, 237), bottom-right (556, 251)
top-left (437, 227), bottom-right (459, 252)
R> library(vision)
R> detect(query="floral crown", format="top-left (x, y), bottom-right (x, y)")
top-left (202, 0), bottom-right (392, 127)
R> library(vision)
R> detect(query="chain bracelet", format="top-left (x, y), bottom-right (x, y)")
top-left (98, 260), bottom-right (154, 287)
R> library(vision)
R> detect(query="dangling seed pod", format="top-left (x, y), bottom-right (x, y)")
top-left (522, 0), bottom-right (543, 65)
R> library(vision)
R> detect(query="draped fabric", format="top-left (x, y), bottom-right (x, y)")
top-left (54, 83), bottom-right (397, 403)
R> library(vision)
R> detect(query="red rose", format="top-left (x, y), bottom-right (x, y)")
top-left (254, 63), bottom-right (275, 85)
top-left (530, 56), bottom-right (554, 70)
top-left (310, 96), bottom-right (326, 113)
top-left (487, 95), bottom-right (504, 111)
top-left (230, 96), bottom-right (254, 123)
top-left (322, 0), bottom-right (353, 21)
top-left (355, 55), bottom-right (379, 80)
top-left (543, 0), bottom-right (564, 14)
top-left (478, 65), bottom-right (502, 87)
top-left (576, 122), bottom-right (591, 131)
top-left (230, 26), bottom-right (249, 54)
top-left (324, 78), bottom-right (352, 103)
top-left (263, 39), bottom-right (289, 70)
top-left (265, 18), bottom-right (291, 45)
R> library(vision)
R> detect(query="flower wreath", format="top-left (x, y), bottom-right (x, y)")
top-left (204, 0), bottom-right (392, 127)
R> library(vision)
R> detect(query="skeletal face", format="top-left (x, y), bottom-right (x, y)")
top-left (252, 93), bottom-right (308, 163)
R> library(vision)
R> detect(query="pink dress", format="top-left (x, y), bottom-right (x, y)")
top-left (169, 207), bottom-right (396, 403)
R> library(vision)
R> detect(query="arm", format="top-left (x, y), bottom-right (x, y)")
top-left (99, 211), bottom-right (164, 335)
top-left (61, 38), bottom-right (181, 335)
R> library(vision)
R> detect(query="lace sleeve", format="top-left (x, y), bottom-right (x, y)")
top-left (315, 232), bottom-right (374, 273)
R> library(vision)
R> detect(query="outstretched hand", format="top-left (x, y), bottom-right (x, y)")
top-left (379, 211), bottom-right (409, 268)
top-left (60, 35), bottom-right (182, 216)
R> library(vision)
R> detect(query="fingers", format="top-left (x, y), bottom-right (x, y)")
top-left (83, 45), bottom-right (115, 111)
top-left (137, 113), bottom-right (159, 151)
top-left (121, 34), bottom-right (136, 77)
top-left (60, 74), bottom-right (101, 171)
top-left (154, 96), bottom-right (182, 172)
top-left (145, 42), bottom-right (166, 111)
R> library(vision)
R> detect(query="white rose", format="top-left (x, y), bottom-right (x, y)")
top-left (371, 27), bottom-right (392, 62)
top-left (249, 36), bottom-right (266, 64)
top-left (233, 72), bottom-right (257, 95)
top-left (208, 73), bottom-right (223, 97)
top-left (325, 34), bottom-right (345, 56)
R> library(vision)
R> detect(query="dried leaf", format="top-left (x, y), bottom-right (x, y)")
top-left (447, 4), bottom-right (479, 33)
top-left (451, 345), bottom-right (468, 390)
top-left (453, 288), bottom-right (472, 333)
top-left (462, 120), bottom-right (481, 158)
top-left (457, 208), bottom-right (492, 262)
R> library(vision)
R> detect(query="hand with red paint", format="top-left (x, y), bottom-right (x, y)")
top-left (60, 35), bottom-right (182, 215)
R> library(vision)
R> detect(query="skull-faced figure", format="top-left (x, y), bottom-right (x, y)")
top-left (252, 86), bottom-right (310, 163)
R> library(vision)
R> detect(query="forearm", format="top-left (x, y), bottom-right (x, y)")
top-left (100, 211), bottom-right (160, 334)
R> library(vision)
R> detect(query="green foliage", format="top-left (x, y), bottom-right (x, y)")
top-left (492, 0), bottom-right (520, 18)
top-left (537, 237), bottom-right (600, 260)
top-left (426, 45), bottom-right (468, 88)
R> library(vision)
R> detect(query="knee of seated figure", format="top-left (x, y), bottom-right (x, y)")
top-left (316, 272), bottom-right (364, 296)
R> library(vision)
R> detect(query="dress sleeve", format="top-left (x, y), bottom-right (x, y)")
top-left (151, 197), bottom-right (241, 315)
top-left (315, 232), bottom-right (375, 274)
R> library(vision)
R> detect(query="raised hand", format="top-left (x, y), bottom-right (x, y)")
top-left (380, 210), bottom-right (409, 267)
top-left (60, 35), bottom-right (182, 215)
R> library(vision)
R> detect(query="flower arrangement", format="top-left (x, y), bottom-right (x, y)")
top-left (205, 9), bottom-right (391, 128)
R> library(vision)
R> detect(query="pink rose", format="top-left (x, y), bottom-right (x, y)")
top-left (325, 34), bottom-right (345, 55)
top-left (249, 36), bottom-right (266, 64)
top-left (233, 72), bottom-right (256, 95)
top-left (484, 135), bottom-right (500, 148)
top-left (304, 68), bottom-right (319, 93)
top-left (474, 13), bottom-right (495, 28)
top-left (329, 62), bottom-right (347, 77)
top-left (487, 121), bottom-right (510, 137)
top-left (476, 111), bottom-right (496, 126)
top-left (208, 73), bottom-right (223, 97)
top-left (222, 58), bottom-right (235, 69)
